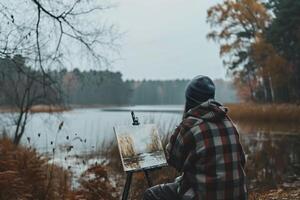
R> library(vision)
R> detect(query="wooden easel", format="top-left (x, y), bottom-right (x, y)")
top-left (121, 111), bottom-right (165, 200)
top-left (121, 167), bottom-right (157, 200)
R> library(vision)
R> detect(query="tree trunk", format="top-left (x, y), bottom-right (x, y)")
top-left (295, 60), bottom-right (300, 102)
top-left (262, 75), bottom-right (273, 103)
top-left (247, 74), bottom-right (255, 101)
top-left (13, 111), bottom-right (24, 145)
top-left (15, 109), bottom-right (30, 145)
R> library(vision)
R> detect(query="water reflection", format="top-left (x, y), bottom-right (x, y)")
top-left (240, 132), bottom-right (300, 189)
top-left (123, 151), bottom-right (167, 172)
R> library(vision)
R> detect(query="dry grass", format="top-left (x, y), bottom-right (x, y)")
top-left (249, 188), bottom-right (300, 200)
top-left (227, 103), bottom-right (300, 123)
top-left (1, 136), bottom-right (299, 200)
top-left (0, 105), bottom-right (69, 113)
top-left (0, 137), bottom-right (71, 200)
top-left (146, 129), bottom-right (162, 152)
top-left (0, 137), bottom-right (119, 200)
top-left (30, 105), bottom-right (70, 113)
top-left (118, 135), bottom-right (136, 158)
top-left (73, 165), bottom-right (117, 200)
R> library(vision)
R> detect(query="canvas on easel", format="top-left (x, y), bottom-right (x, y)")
top-left (114, 124), bottom-right (167, 172)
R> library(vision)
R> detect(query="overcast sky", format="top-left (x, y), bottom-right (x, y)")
top-left (102, 0), bottom-right (225, 80)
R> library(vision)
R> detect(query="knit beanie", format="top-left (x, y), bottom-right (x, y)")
top-left (185, 75), bottom-right (215, 108)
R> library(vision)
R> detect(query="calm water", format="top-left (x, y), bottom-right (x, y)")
top-left (1, 106), bottom-right (300, 189)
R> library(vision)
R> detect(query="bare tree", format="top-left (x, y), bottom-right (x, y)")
top-left (0, 0), bottom-right (117, 144)
top-left (0, 0), bottom-right (118, 71)
top-left (0, 55), bottom-right (62, 144)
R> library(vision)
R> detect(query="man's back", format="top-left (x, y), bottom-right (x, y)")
top-left (143, 76), bottom-right (247, 200)
top-left (167, 100), bottom-right (247, 200)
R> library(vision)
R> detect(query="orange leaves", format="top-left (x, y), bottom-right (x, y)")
top-left (207, 0), bottom-right (278, 102)
top-left (249, 188), bottom-right (300, 200)
top-left (75, 165), bottom-right (117, 200)
top-left (0, 138), bottom-right (71, 200)
top-left (220, 39), bottom-right (243, 56)
top-left (86, 165), bottom-right (109, 180)
top-left (207, 0), bottom-right (271, 58)
top-left (0, 137), bottom-right (121, 200)
top-left (220, 44), bottom-right (233, 56)
top-left (251, 39), bottom-right (290, 86)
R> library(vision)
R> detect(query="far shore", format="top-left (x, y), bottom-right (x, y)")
top-left (226, 103), bottom-right (300, 124)
top-left (1, 103), bottom-right (300, 124)
top-left (101, 103), bottom-right (300, 124)
top-left (0, 105), bottom-right (70, 113)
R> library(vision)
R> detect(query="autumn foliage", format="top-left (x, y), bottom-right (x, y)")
top-left (73, 165), bottom-right (117, 200)
top-left (226, 103), bottom-right (300, 124)
top-left (0, 136), bottom-right (176, 200)
top-left (0, 137), bottom-right (71, 200)
top-left (207, 0), bottom-right (300, 103)
top-left (0, 138), bottom-right (119, 200)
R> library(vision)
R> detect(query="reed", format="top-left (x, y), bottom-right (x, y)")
top-left (30, 105), bottom-right (70, 113)
top-left (118, 135), bottom-right (136, 158)
top-left (74, 165), bottom-right (117, 200)
top-left (0, 137), bottom-right (71, 200)
top-left (0, 137), bottom-right (119, 200)
top-left (0, 105), bottom-right (69, 113)
top-left (226, 103), bottom-right (300, 123)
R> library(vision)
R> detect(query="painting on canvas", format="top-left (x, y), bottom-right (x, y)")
top-left (114, 124), bottom-right (167, 172)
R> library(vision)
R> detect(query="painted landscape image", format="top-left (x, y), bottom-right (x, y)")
top-left (114, 124), bottom-right (167, 171)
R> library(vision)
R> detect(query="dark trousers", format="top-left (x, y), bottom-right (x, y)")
top-left (143, 183), bottom-right (180, 200)
top-left (143, 182), bottom-right (196, 200)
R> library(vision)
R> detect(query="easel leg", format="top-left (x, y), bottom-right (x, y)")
top-left (144, 170), bottom-right (152, 187)
top-left (122, 172), bottom-right (133, 200)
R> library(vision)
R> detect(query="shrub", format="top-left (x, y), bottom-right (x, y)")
top-left (0, 138), bottom-right (71, 200)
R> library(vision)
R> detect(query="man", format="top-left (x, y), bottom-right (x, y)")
top-left (143, 75), bottom-right (247, 200)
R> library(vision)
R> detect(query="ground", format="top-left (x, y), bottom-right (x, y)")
top-left (249, 188), bottom-right (300, 200)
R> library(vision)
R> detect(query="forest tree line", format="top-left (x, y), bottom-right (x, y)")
top-left (52, 68), bottom-right (238, 105)
top-left (0, 55), bottom-right (237, 107)
top-left (207, 0), bottom-right (300, 102)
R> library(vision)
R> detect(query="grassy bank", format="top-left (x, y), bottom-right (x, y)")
top-left (226, 103), bottom-right (300, 123)
top-left (249, 188), bottom-right (300, 200)
top-left (101, 139), bottom-right (300, 200)
top-left (92, 103), bottom-right (300, 124)
top-left (0, 137), bottom-right (116, 200)
top-left (0, 105), bottom-right (69, 113)
top-left (0, 137), bottom-right (71, 199)
top-left (1, 136), bottom-right (299, 199)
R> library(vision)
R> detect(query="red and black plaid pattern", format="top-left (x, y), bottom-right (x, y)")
top-left (166, 100), bottom-right (247, 200)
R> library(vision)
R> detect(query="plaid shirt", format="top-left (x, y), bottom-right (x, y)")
top-left (166, 100), bottom-right (247, 200)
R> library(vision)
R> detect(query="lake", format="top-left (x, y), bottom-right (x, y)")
top-left (1, 105), bottom-right (300, 189)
